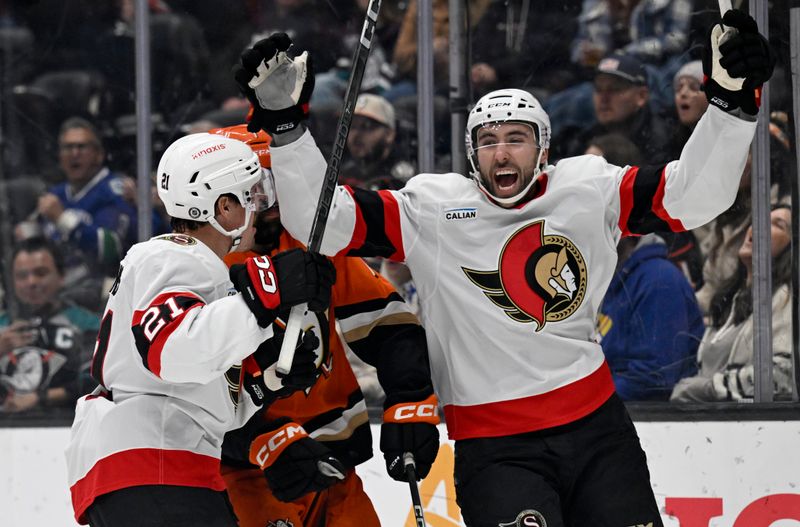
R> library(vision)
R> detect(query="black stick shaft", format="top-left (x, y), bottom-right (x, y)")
top-left (404, 453), bottom-right (426, 527)
top-left (307, 0), bottom-right (382, 251)
top-left (277, 0), bottom-right (382, 375)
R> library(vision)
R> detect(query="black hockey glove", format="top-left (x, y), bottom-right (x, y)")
top-left (230, 249), bottom-right (335, 328)
top-left (233, 32), bottom-right (315, 134)
top-left (248, 418), bottom-right (346, 502)
top-left (242, 329), bottom-right (321, 405)
top-left (380, 389), bottom-right (440, 481)
top-left (703, 9), bottom-right (775, 116)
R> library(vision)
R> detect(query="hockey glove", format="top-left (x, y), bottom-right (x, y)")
top-left (230, 249), bottom-right (335, 328)
top-left (703, 9), bottom-right (775, 116)
top-left (249, 418), bottom-right (346, 502)
top-left (233, 32), bottom-right (315, 134)
top-left (242, 329), bottom-right (321, 405)
top-left (380, 390), bottom-right (440, 481)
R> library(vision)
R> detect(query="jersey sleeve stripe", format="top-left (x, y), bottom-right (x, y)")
top-left (341, 311), bottom-right (421, 343)
top-left (342, 185), bottom-right (368, 255)
top-left (651, 166), bottom-right (686, 232)
top-left (339, 186), bottom-right (402, 258)
top-left (378, 190), bottom-right (405, 261)
top-left (333, 291), bottom-right (406, 320)
top-left (618, 166), bottom-right (637, 236)
top-left (618, 164), bottom-right (684, 236)
top-left (131, 292), bottom-right (205, 378)
top-left (299, 388), bottom-right (366, 436)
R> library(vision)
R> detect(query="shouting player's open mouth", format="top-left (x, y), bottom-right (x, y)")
top-left (494, 168), bottom-right (520, 193)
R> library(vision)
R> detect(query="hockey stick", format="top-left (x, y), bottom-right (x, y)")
top-left (276, 0), bottom-right (383, 374)
top-left (404, 453), bottom-right (427, 527)
top-left (714, 0), bottom-right (745, 92)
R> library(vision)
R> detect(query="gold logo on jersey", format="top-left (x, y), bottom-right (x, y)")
top-left (225, 364), bottom-right (242, 408)
top-left (156, 233), bottom-right (197, 246)
top-left (462, 220), bottom-right (587, 331)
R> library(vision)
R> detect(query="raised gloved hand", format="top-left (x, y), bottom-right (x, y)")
top-left (242, 329), bottom-right (321, 405)
top-left (703, 9), bottom-right (775, 116)
top-left (249, 419), bottom-right (346, 502)
top-left (230, 249), bottom-right (335, 328)
top-left (380, 390), bottom-right (440, 481)
top-left (233, 32), bottom-right (315, 134)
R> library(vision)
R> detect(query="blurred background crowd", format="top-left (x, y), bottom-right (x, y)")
top-left (0, 0), bottom-right (795, 418)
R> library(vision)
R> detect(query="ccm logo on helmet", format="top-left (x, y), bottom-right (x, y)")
top-left (191, 143), bottom-right (227, 160)
top-left (487, 101), bottom-right (512, 108)
top-left (253, 256), bottom-right (277, 294)
top-left (254, 424), bottom-right (307, 467)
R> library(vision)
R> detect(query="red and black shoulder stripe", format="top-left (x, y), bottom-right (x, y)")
top-left (618, 164), bottom-right (685, 236)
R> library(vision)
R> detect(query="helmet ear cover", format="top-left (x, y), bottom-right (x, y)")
top-left (156, 133), bottom-right (264, 240)
top-left (465, 89), bottom-right (551, 205)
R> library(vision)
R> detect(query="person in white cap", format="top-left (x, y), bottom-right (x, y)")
top-left (340, 93), bottom-right (415, 188)
top-left (233, 9), bottom-right (774, 525)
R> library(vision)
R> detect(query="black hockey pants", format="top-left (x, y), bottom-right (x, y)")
top-left (453, 393), bottom-right (664, 527)
top-left (86, 485), bottom-right (239, 527)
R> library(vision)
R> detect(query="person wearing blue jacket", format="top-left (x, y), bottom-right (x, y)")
top-left (596, 233), bottom-right (703, 401)
top-left (37, 117), bottom-right (137, 270)
top-left (31, 117), bottom-right (167, 309)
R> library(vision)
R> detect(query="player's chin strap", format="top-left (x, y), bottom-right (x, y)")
top-left (207, 206), bottom-right (255, 252)
top-left (479, 147), bottom-right (547, 206)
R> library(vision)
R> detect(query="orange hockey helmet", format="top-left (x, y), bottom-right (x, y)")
top-left (210, 124), bottom-right (271, 169)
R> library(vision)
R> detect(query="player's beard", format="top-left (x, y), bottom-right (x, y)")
top-left (355, 140), bottom-right (390, 165)
top-left (253, 207), bottom-right (283, 254)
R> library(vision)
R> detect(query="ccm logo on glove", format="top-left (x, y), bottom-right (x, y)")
top-left (384, 393), bottom-right (440, 424)
top-left (247, 256), bottom-right (279, 309)
top-left (249, 422), bottom-right (309, 469)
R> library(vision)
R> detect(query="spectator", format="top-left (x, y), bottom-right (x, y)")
top-left (694, 153), bottom-right (753, 315)
top-left (470, 0), bottom-right (582, 97)
top-left (250, 0), bottom-right (350, 75)
top-left (17, 117), bottom-right (137, 309)
top-left (571, 0), bottom-right (692, 109)
top-left (596, 233), bottom-right (703, 401)
top-left (694, 111), bottom-right (795, 314)
top-left (559, 53), bottom-right (673, 162)
top-left (584, 132), bottom-right (643, 165)
top-left (387, 0), bottom-right (452, 100)
top-left (310, 0), bottom-right (397, 117)
top-left (0, 238), bottom-right (99, 413)
top-left (340, 94), bottom-right (414, 188)
top-left (671, 204), bottom-right (794, 402)
top-left (667, 60), bottom-right (708, 159)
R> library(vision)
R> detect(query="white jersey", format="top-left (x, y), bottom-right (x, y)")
top-left (272, 106), bottom-right (756, 441)
top-left (65, 233), bottom-right (273, 524)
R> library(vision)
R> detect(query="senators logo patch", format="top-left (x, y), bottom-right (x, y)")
top-left (156, 233), bottom-right (197, 246)
top-left (463, 220), bottom-right (586, 331)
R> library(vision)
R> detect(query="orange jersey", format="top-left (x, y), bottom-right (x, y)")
top-left (223, 231), bottom-right (425, 468)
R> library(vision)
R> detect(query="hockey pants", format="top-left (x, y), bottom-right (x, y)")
top-left (453, 393), bottom-right (664, 527)
top-left (221, 465), bottom-right (380, 527)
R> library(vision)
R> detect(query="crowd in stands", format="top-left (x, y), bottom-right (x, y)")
top-left (0, 0), bottom-right (795, 417)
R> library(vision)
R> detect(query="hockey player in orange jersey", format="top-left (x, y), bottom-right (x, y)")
top-left (213, 125), bottom-right (439, 527)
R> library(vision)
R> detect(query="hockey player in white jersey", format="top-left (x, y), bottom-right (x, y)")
top-left (233, 10), bottom-right (773, 527)
top-left (65, 133), bottom-right (336, 527)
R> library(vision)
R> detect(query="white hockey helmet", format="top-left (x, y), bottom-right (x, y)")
top-left (465, 89), bottom-right (551, 205)
top-left (156, 133), bottom-right (264, 240)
